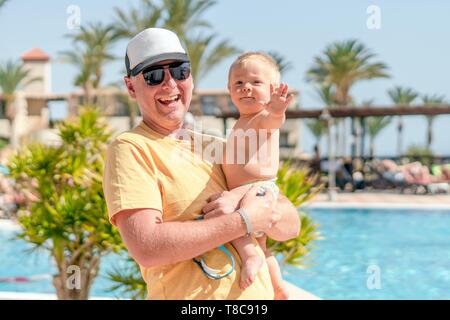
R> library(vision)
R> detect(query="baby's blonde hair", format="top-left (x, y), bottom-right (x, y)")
top-left (228, 51), bottom-right (281, 85)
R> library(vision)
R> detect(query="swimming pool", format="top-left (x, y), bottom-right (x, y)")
top-left (0, 222), bottom-right (130, 299)
top-left (1, 207), bottom-right (450, 299)
top-left (284, 207), bottom-right (450, 300)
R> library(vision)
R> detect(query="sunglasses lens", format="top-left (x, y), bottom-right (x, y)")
top-left (143, 69), bottom-right (164, 86)
top-left (170, 63), bottom-right (191, 81)
top-left (142, 62), bottom-right (191, 86)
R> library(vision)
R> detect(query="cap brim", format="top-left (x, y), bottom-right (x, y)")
top-left (130, 53), bottom-right (189, 77)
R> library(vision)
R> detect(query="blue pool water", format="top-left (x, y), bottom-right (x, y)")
top-left (0, 226), bottom-right (130, 299)
top-left (284, 208), bottom-right (450, 300)
top-left (1, 207), bottom-right (450, 299)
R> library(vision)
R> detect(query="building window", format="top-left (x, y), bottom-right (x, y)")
top-left (280, 131), bottom-right (291, 148)
top-left (227, 97), bottom-right (238, 113)
top-left (0, 100), bottom-right (6, 119)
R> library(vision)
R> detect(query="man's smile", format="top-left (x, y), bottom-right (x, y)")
top-left (157, 94), bottom-right (181, 106)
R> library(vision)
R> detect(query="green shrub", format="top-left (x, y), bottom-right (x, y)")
top-left (7, 106), bottom-right (124, 300)
top-left (268, 161), bottom-right (323, 266)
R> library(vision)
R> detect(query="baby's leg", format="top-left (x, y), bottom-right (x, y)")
top-left (256, 236), bottom-right (289, 300)
top-left (231, 236), bottom-right (263, 290)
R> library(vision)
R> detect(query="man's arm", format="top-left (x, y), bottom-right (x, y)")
top-left (203, 188), bottom-right (300, 242)
top-left (115, 208), bottom-right (247, 268)
top-left (115, 185), bottom-right (278, 268)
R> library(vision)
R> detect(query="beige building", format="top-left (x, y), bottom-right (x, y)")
top-left (0, 48), bottom-right (306, 158)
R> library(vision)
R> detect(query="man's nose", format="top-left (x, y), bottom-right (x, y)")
top-left (161, 69), bottom-right (176, 89)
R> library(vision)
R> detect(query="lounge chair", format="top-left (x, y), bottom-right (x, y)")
top-left (367, 159), bottom-right (409, 192)
top-left (370, 159), bottom-right (449, 194)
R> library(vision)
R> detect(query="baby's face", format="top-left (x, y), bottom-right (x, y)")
top-left (228, 59), bottom-right (277, 116)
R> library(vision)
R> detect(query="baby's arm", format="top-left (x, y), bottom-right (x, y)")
top-left (259, 83), bottom-right (293, 129)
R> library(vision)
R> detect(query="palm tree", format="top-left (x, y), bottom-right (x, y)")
top-left (185, 34), bottom-right (238, 86)
top-left (113, 0), bottom-right (238, 87)
top-left (315, 84), bottom-right (336, 107)
top-left (59, 49), bottom-right (95, 104)
top-left (60, 22), bottom-right (119, 104)
top-left (366, 116), bottom-right (392, 158)
top-left (387, 86), bottom-right (418, 156)
top-left (305, 118), bottom-right (326, 152)
top-left (306, 39), bottom-right (390, 156)
top-left (113, 0), bottom-right (164, 38)
top-left (162, 0), bottom-right (216, 42)
top-left (0, 0), bottom-right (8, 10)
top-left (422, 94), bottom-right (446, 147)
top-left (307, 40), bottom-right (389, 106)
top-left (313, 84), bottom-right (345, 158)
top-left (310, 84), bottom-right (337, 153)
top-left (0, 60), bottom-right (39, 147)
top-left (267, 51), bottom-right (293, 76)
top-left (113, 0), bottom-right (215, 41)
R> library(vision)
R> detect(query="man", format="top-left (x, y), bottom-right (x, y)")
top-left (103, 28), bottom-right (300, 299)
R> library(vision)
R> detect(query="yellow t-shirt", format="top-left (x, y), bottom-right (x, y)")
top-left (103, 121), bottom-right (274, 300)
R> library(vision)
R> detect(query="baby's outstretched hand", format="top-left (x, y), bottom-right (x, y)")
top-left (267, 83), bottom-right (293, 116)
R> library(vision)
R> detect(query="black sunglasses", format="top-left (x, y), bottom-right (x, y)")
top-left (142, 61), bottom-right (191, 86)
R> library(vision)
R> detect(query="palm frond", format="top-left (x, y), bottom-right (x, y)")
top-left (306, 39), bottom-right (390, 106)
top-left (266, 51), bottom-right (294, 77)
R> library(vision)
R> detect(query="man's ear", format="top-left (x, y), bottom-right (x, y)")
top-left (124, 76), bottom-right (136, 99)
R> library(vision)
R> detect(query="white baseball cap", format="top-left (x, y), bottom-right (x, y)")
top-left (125, 28), bottom-right (189, 77)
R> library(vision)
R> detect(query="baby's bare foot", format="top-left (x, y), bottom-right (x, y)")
top-left (240, 255), bottom-right (263, 290)
top-left (273, 281), bottom-right (290, 300)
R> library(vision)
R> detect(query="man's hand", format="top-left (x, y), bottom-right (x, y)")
top-left (202, 191), bottom-right (241, 218)
top-left (239, 185), bottom-right (279, 233)
top-left (266, 83), bottom-right (293, 116)
top-left (202, 185), bottom-right (252, 219)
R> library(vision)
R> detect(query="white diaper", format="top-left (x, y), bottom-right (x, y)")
top-left (246, 179), bottom-right (279, 238)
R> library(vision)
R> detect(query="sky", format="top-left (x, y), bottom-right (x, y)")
top-left (0, 0), bottom-right (449, 156)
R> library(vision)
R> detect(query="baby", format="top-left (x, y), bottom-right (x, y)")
top-left (222, 52), bottom-right (293, 299)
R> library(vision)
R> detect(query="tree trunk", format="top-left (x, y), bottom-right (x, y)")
top-left (8, 118), bottom-right (18, 148)
top-left (334, 120), bottom-right (340, 157)
top-left (350, 117), bottom-right (356, 158)
top-left (360, 117), bottom-right (366, 158)
top-left (52, 253), bottom-right (100, 300)
top-left (370, 136), bottom-right (375, 158)
top-left (83, 82), bottom-right (93, 105)
top-left (5, 99), bottom-right (18, 148)
top-left (397, 117), bottom-right (403, 157)
top-left (341, 119), bottom-right (347, 157)
top-left (427, 119), bottom-right (433, 147)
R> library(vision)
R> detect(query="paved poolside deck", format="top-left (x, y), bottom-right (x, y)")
top-left (305, 191), bottom-right (450, 209)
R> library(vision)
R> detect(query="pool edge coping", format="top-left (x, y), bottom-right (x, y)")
top-left (302, 202), bottom-right (450, 210)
